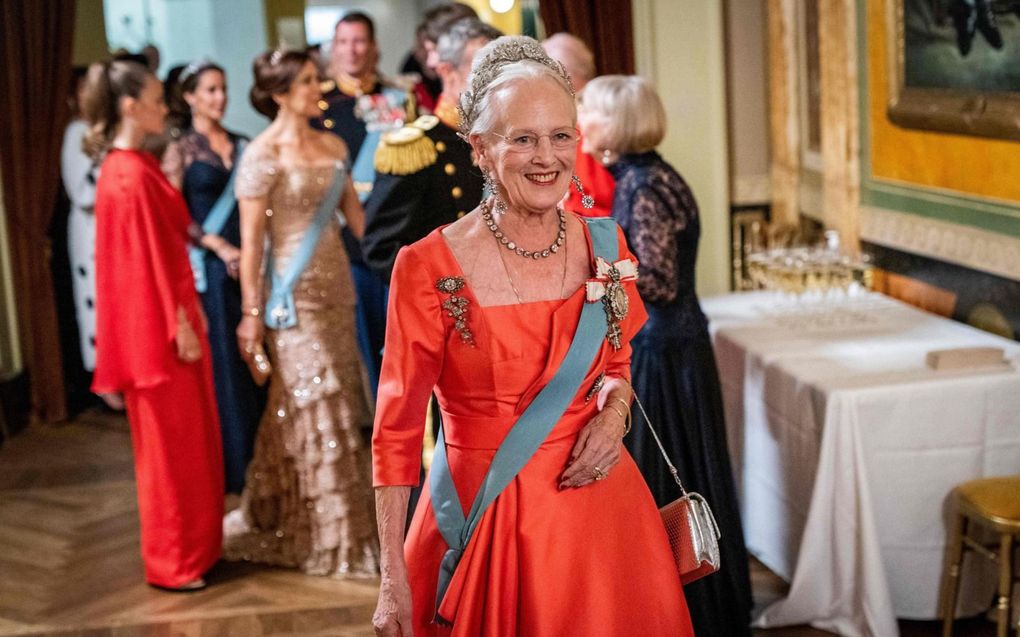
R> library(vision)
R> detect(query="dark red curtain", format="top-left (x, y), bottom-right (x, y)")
top-left (539, 0), bottom-right (635, 75)
top-left (0, 1), bottom-right (76, 423)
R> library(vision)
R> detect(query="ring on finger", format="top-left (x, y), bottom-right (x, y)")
top-left (592, 465), bottom-right (607, 481)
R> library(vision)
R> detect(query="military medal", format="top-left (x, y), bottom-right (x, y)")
top-left (585, 257), bottom-right (638, 350)
top-left (602, 267), bottom-right (628, 350)
top-left (357, 92), bottom-right (409, 132)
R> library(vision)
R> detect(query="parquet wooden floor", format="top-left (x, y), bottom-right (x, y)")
top-left (0, 412), bottom-right (377, 637)
top-left (0, 410), bottom-right (996, 636)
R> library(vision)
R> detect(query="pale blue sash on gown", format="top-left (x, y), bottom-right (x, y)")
top-left (263, 163), bottom-right (345, 330)
top-left (429, 217), bottom-right (619, 620)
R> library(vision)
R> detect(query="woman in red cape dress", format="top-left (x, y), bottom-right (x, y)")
top-left (371, 36), bottom-right (694, 637)
top-left (86, 60), bottom-right (224, 589)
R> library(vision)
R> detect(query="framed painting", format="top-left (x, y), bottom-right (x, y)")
top-left (886, 0), bottom-right (1020, 140)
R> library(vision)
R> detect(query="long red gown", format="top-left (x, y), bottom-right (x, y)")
top-left (92, 149), bottom-right (224, 587)
top-left (373, 222), bottom-right (695, 636)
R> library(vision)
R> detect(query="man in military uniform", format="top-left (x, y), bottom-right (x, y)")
top-left (314, 11), bottom-right (416, 195)
top-left (362, 18), bottom-right (502, 285)
top-left (312, 11), bottom-right (415, 398)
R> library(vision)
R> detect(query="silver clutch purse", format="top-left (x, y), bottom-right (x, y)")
top-left (633, 394), bottom-right (722, 584)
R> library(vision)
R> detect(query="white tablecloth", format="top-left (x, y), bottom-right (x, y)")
top-left (702, 291), bottom-right (1020, 637)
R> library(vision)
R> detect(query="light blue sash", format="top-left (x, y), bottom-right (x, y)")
top-left (263, 163), bottom-right (345, 330)
top-left (351, 87), bottom-right (407, 202)
top-left (429, 217), bottom-right (619, 621)
top-left (189, 141), bottom-right (246, 293)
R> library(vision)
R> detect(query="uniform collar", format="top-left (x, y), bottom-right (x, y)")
top-left (434, 94), bottom-right (460, 131)
top-left (335, 70), bottom-right (378, 97)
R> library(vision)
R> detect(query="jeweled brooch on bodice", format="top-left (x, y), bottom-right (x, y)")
top-left (436, 276), bottom-right (474, 346)
top-left (585, 257), bottom-right (638, 350)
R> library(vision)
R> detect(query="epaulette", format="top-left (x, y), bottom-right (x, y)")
top-left (411, 115), bottom-right (439, 131)
top-left (319, 79), bottom-right (336, 93)
top-left (374, 116), bottom-right (440, 176)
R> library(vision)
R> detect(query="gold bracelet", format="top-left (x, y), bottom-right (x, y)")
top-left (603, 405), bottom-right (631, 438)
top-left (610, 397), bottom-right (631, 414)
top-left (605, 404), bottom-right (626, 423)
top-left (242, 306), bottom-right (262, 318)
top-left (608, 397), bottom-right (631, 435)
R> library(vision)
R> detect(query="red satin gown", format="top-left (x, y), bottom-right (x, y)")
top-left (92, 149), bottom-right (224, 587)
top-left (373, 222), bottom-right (695, 636)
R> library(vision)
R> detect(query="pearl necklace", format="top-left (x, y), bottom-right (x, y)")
top-left (481, 198), bottom-right (567, 260)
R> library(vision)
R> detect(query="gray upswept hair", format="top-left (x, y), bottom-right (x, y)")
top-left (460, 35), bottom-right (575, 138)
top-left (436, 18), bottom-right (502, 67)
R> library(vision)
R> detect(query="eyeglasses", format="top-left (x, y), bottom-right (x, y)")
top-left (491, 129), bottom-right (580, 153)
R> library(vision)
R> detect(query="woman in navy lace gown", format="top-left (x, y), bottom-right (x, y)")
top-left (164, 61), bottom-right (265, 493)
top-left (579, 75), bottom-right (753, 637)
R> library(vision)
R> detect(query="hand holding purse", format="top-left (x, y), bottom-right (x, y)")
top-left (245, 341), bottom-right (272, 386)
top-left (633, 394), bottom-right (722, 585)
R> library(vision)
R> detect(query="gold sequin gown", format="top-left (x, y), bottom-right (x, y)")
top-left (224, 140), bottom-right (379, 577)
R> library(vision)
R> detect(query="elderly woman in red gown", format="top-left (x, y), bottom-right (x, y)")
top-left (85, 60), bottom-right (224, 591)
top-left (371, 36), bottom-right (695, 637)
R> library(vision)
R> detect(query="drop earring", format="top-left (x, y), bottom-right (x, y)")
top-left (600, 149), bottom-right (614, 167)
top-left (484, 170), bottom-right (507, 214)
top-left (571, 174), bottom-right (595, 210)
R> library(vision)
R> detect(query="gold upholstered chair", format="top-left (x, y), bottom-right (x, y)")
top-left (939, 475), bottom-right (1020, 637)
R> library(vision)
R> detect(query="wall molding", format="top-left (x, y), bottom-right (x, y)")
top-left (861, 206), bottom-right (1020, 283)
top-left (731, 173), bottom-right (771, 205)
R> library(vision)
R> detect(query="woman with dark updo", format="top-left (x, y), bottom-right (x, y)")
top-left (222, 49), bottom-right (379, 577)
top-left (162, 61), bottom-right (265, 495)
top-left (84, 59), bottom-right (224, 591)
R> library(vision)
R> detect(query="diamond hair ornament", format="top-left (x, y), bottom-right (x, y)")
top-left (457, 36), bottom-right (575, 139)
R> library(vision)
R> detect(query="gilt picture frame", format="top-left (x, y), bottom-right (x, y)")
top-left (886, 0), bottom-right (1020, 141)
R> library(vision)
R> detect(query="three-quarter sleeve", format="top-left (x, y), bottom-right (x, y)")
top-left (628, 181), bottom-right (686, 304)
top-left (235, 141), bottom-right (280, 200)
top-left (372, 244), bottom-right (447, 487)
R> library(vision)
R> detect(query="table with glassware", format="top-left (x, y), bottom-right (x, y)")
top-left (701, 290), bottom-right (1020, 637)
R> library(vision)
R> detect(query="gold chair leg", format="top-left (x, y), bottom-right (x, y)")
top-left (995, 533), bottom-right (1014, 637)
top-left (941, 513), bottom-right (967, 637)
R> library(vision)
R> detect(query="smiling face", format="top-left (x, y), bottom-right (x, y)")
top-left (274, 61), bottom-right (323, 118)
top-left (185, 69), bottom-right (227, 122)
top-left (472, 76), bottom-right (578, 216)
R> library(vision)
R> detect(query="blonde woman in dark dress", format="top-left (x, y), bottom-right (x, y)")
top-left (579, 74), bottom-right (754, 637)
